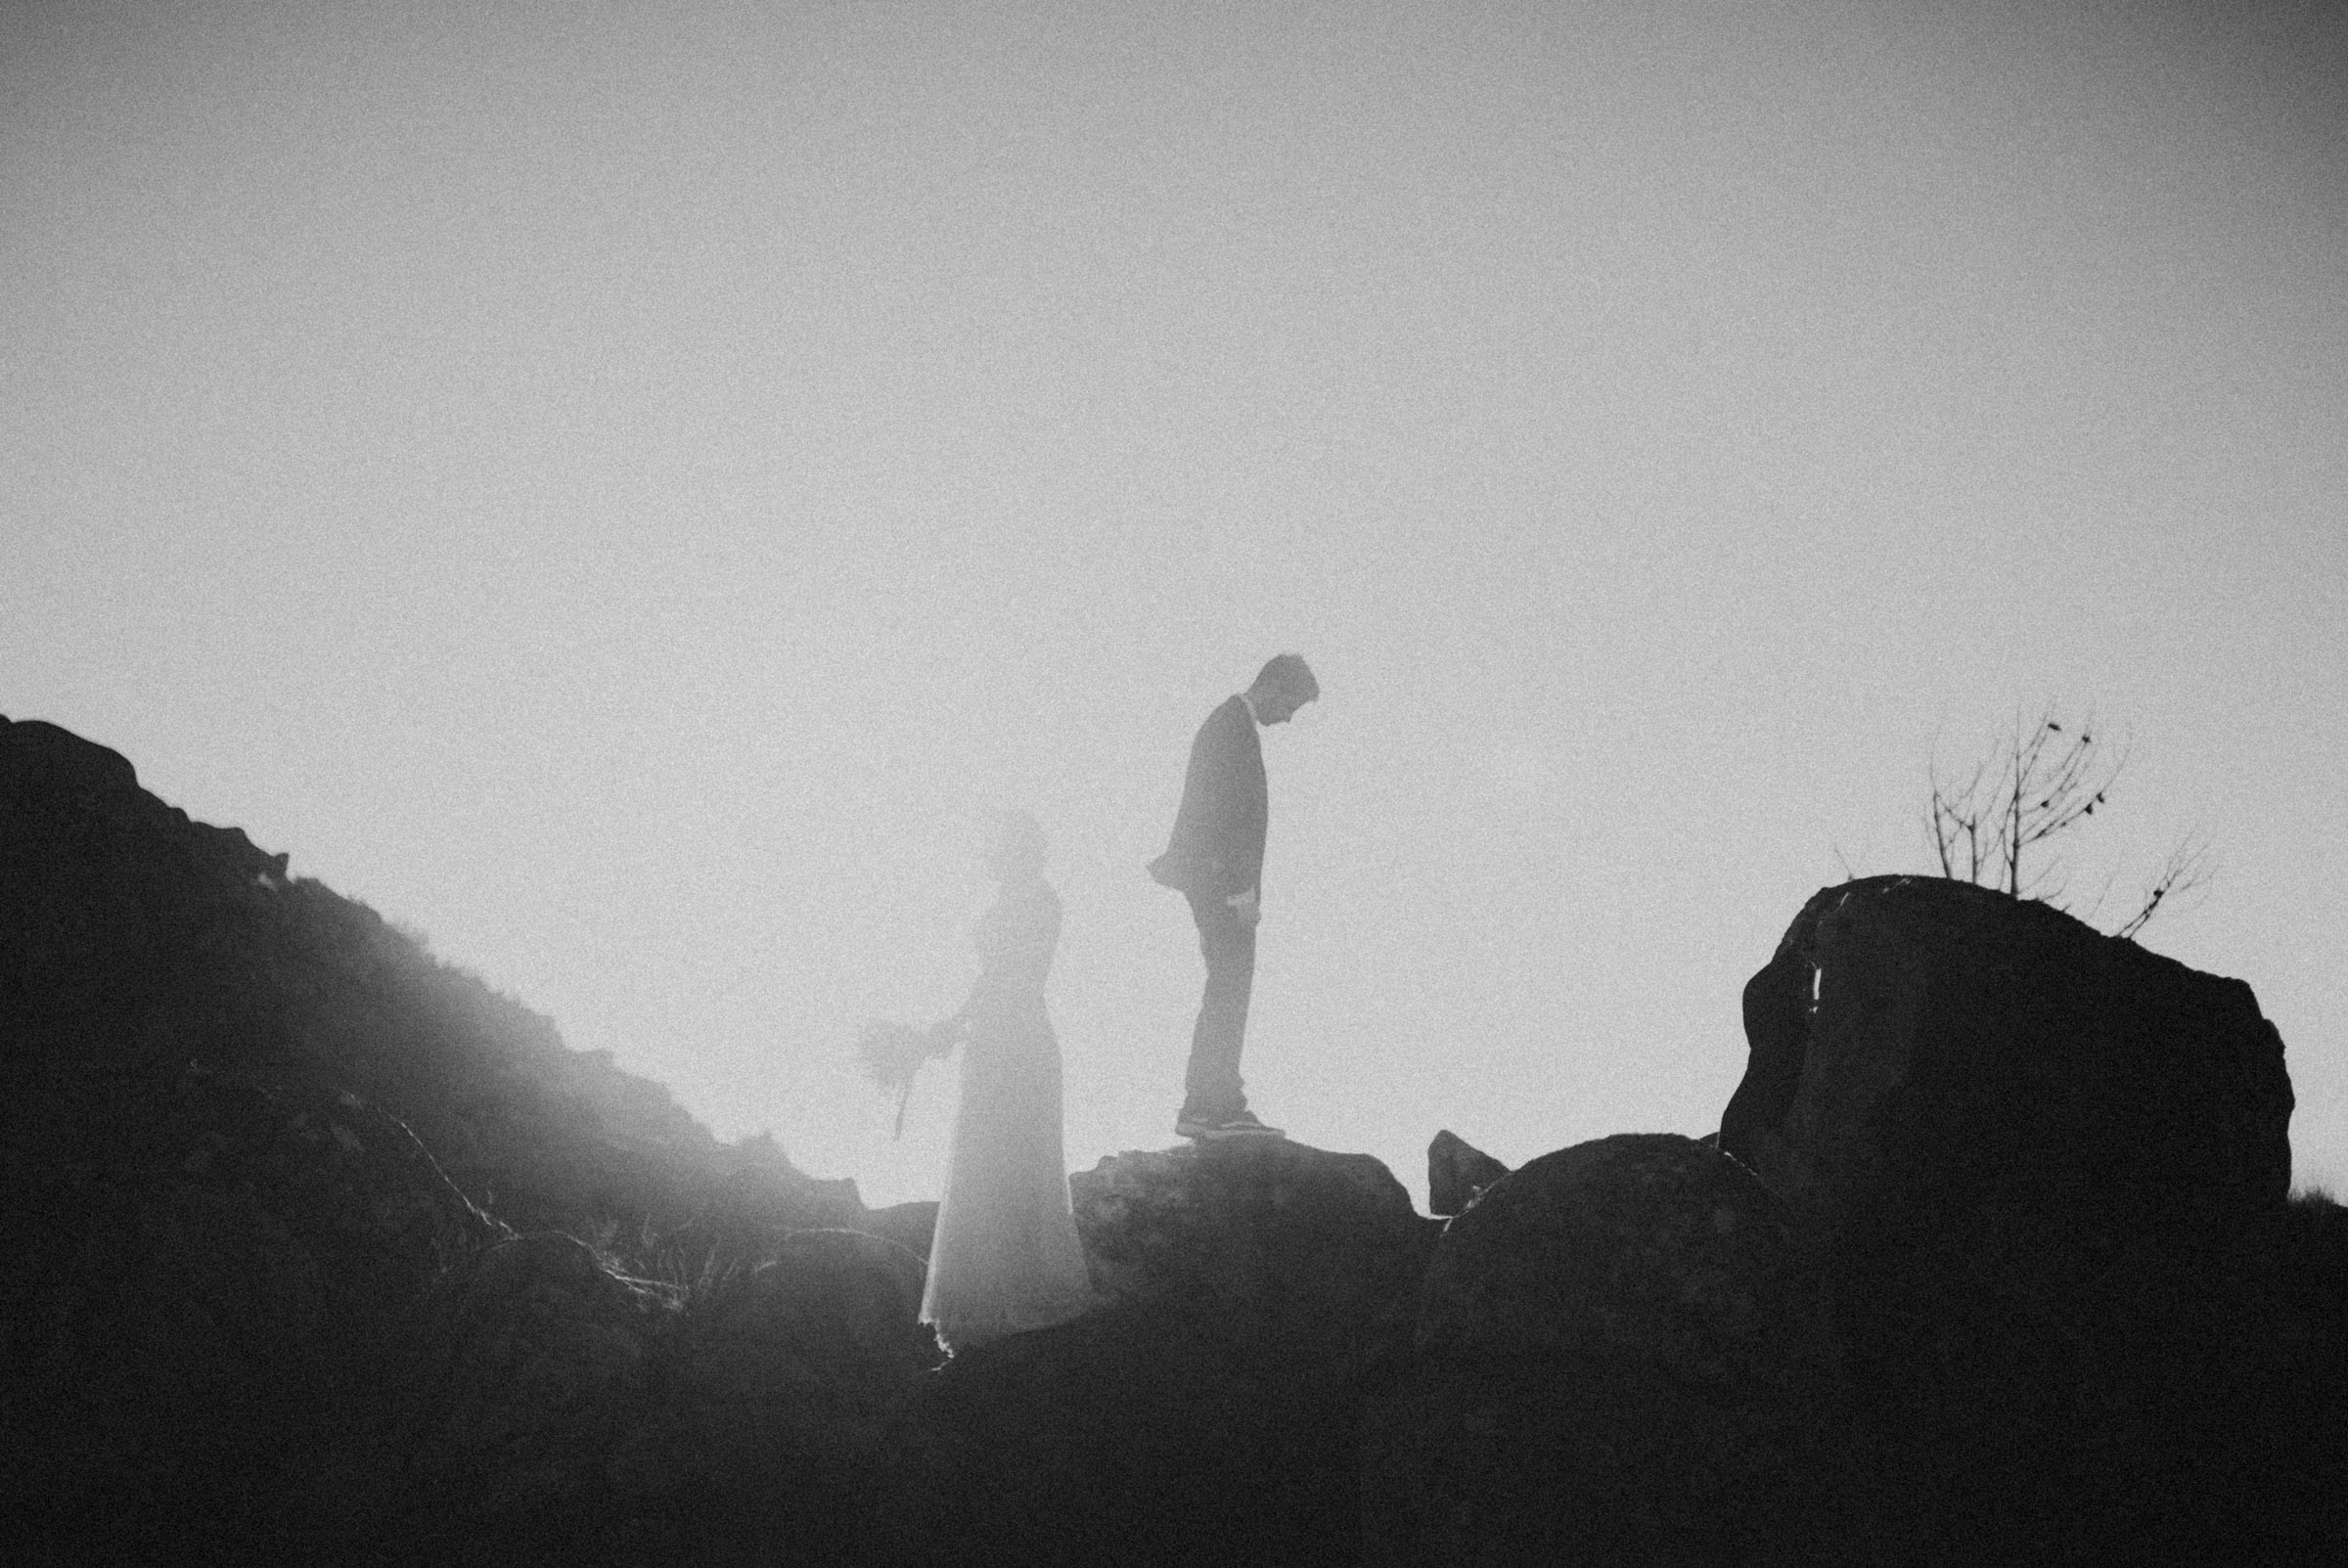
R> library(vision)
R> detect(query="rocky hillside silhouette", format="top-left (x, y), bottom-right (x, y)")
top-left (0, 715), bottom-right (866, 1234)
top-left (5, 719), bottom-right (2343, 1565)
top-left (0, 716), bottom-right (905, 1558)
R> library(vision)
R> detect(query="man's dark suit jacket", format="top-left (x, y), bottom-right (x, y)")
top-left (1148, 694), bottom-right (1266, 901)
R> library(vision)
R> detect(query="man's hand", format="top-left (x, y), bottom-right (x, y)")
top-left (1226, 888), bottom-right (1260, 929)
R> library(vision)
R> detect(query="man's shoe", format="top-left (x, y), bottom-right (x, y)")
top-left (1176, 1109), bottom-right (1286, 1141)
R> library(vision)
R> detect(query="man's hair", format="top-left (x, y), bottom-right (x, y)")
top-left (1249, 653), bottom-right (1319, 704)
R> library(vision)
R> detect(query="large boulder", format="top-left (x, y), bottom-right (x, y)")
top-left (1723, 875), bottom-right (2291, 1248)
top-left (1720, 876), bottom-right (2305, 1562)
top-left (1364, 1134), bottom-right (1863, 1567)
top-left (880, 1141), bottom-right (1440, 1566)
top-left (1071, 1139), bottom-right (1435, 1355)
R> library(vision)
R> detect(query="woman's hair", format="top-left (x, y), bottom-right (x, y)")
top-left (986, 808), bottom-right (1048, 871)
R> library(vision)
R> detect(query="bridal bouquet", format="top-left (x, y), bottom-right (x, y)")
top-left (856, 1015), bottom-right (962, 1138)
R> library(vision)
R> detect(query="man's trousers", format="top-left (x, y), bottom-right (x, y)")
top-left (1181, 891), bottom-right (1256, 1120)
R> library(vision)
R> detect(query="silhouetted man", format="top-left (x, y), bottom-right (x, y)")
top-left (1148, 653), bottom-right (1319, 1140)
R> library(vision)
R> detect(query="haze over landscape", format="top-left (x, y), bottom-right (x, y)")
top-left (7, 0), bottom-right (2344, 1207)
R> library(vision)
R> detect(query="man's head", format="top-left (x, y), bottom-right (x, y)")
top-left (1246, 653), bottom-right (1319, 726)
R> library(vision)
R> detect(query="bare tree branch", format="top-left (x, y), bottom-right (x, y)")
top-left (1920, 704), bottom-right (2206, 938)
top-left (2116, 832), bottom-right (2216, 940)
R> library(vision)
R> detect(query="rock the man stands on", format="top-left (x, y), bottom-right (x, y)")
top-left (1148, 654), bottom-right (1319, 1141)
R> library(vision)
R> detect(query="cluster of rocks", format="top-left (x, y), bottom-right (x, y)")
top-left (1374, 876), bottom-right (2338, 1565)
top-left (5, 719), bottom-right (2342, 1564)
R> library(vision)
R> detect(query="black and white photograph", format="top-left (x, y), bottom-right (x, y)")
top-left (6, 2), bottom-right (2344, 1561)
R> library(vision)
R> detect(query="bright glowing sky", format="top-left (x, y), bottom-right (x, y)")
top-left (7, 0), bottom-right (2344, 1207)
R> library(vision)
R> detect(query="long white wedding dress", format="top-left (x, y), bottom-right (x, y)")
top-left (919, 876), bottom-right (1095, 1354)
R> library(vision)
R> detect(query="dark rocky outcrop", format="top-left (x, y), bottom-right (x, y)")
top-left (0, 717), bottom-right (922, 1560)
top-left (1424, 1128), bottom-right (1509, 1217)
top-left (605, 1228), bottom-right (936, 1501)
top-left (1071, 1140), bottom-right (1436, 1343)
top-left (1723, 874), bottom-right (2291, 1243)
top-left (0, 714), bottom-right (862, 1244)
top-left (1721, 875), bottom-right (2320, 1563)
top-left (401, 1232), bottom-right (667, 1528)
top-left (10, 720), bottom-right (2342, 1564)
top-left (880, 1141), bottom-right (1442, 1566)
top-left (1366, 1134), bottom-right (1865, 1566)
top-left (1, 717), bottom-right (1460, 1566)
top-left (3, 1061), bottom-right (510, 1556)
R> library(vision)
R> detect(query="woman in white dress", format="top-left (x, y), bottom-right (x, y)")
top-left (920, 810), bottom-right (1096, 1355)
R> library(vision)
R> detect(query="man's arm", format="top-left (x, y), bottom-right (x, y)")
top-left (1197, 700), bottom-right (1267, 902)
top-left (1153, 698), bottom-right (1261, 898)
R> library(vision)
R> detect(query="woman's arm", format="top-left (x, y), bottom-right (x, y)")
top-left (926, 1005), bottom-right (971, 1056)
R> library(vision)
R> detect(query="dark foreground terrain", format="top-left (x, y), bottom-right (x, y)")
top-left (4, 715), bottom-right (2342, 1564)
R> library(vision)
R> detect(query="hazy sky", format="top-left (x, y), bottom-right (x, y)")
top-left (8, 0), bottom-right (2344, 1207)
